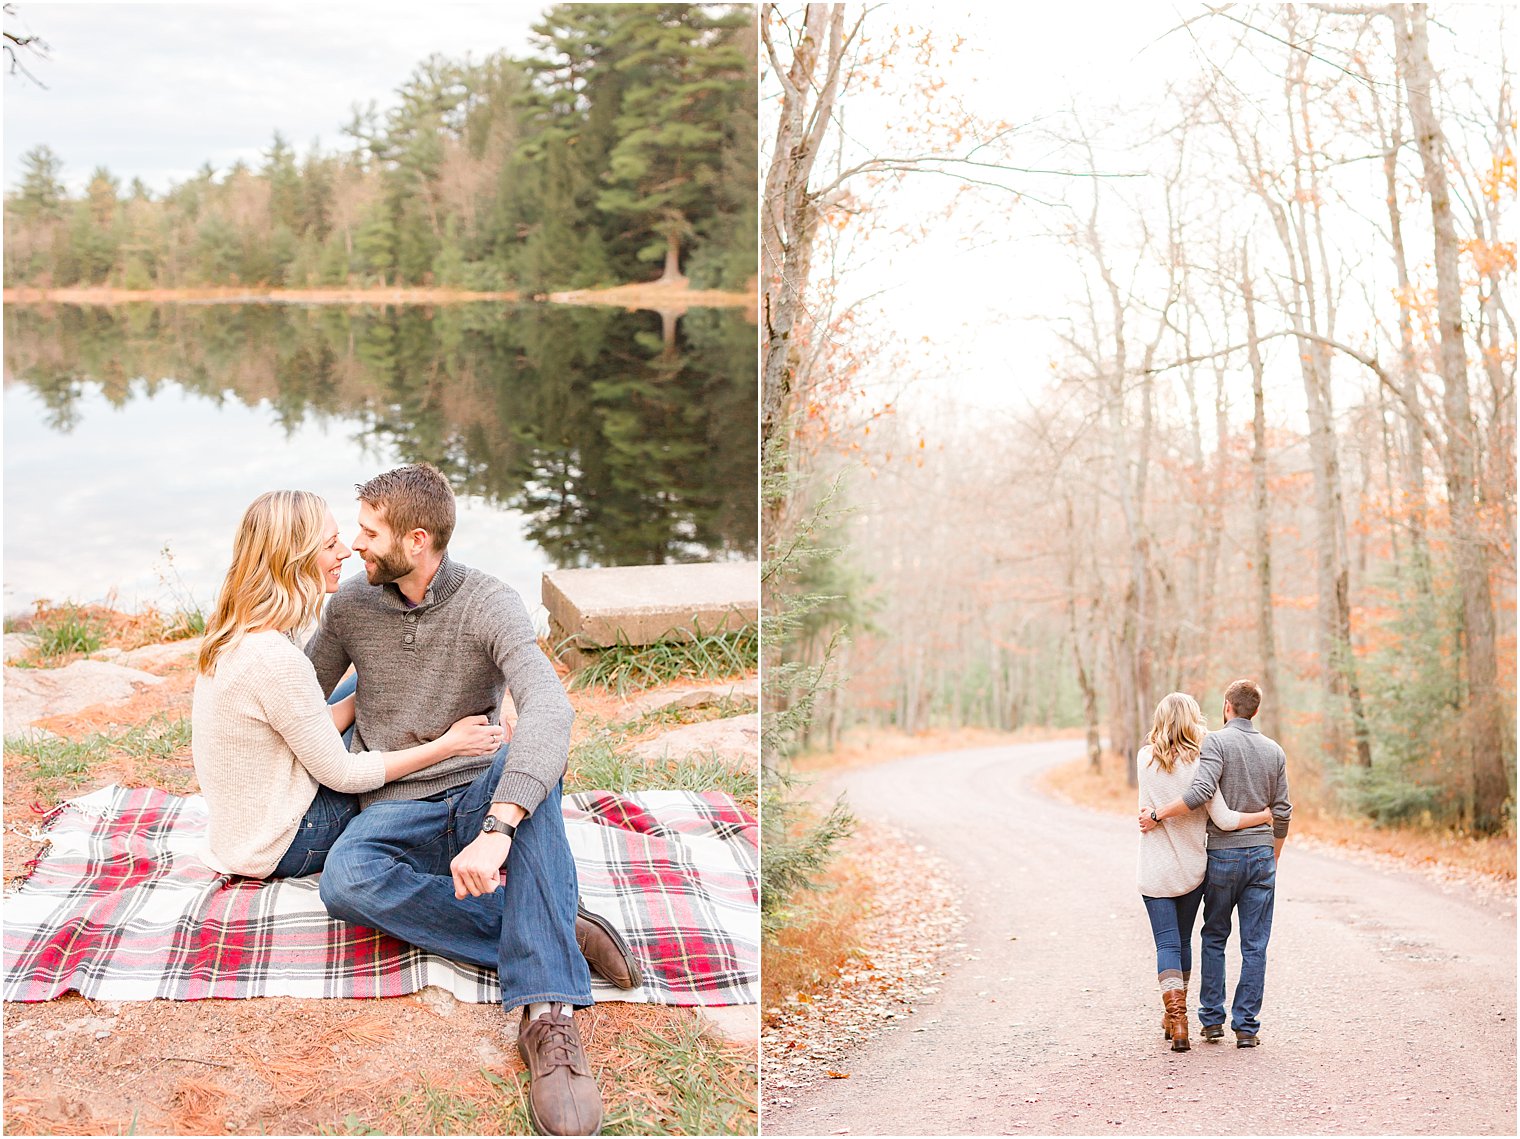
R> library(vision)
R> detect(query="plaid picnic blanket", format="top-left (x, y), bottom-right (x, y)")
top-left (2, 784), bottom-right (757, 1006)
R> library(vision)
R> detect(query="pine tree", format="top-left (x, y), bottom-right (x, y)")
top-left (597, 4), bottom-right (750, 281)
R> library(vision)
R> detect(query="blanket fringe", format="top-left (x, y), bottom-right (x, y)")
top-left (7, 800), bottom-right (72, 893)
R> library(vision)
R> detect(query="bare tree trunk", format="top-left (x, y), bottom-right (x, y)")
top-left (760, 4), bottom-right (848, 458)
top-left (1243, 256), bottom-right (1284, 745)
top-left (1397, 3), bottom-right (1511, 830)
top-left (660, 230), bottom-right (683, 282)
top-left (1240, 26), bottom-right (1371, 767)
top-left (1372, 72), bottom-right (1434, 593)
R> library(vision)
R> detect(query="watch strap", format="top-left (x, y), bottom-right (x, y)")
top-left (480, 815), bottom-right (518, 841)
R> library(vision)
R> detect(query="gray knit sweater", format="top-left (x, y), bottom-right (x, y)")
top-left (1180, 718), bottom-right (1293, 849)
top-left (305, 555), bottom-right (573, 815)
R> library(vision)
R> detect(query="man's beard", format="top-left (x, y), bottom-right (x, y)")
top-left (364, 547), bottom-right (414, 585)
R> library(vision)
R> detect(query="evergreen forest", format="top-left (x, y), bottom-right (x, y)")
top-left (3, 4), bottom-right (757, 294)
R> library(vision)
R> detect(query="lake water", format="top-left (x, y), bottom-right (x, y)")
top-left (2, 302), bottom-right (757, 623)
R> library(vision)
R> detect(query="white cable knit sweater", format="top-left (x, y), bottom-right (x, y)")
top-left (1136, 744), bottom-right (1245, 897)
top-left (191, 631), bottom-right (386, 877)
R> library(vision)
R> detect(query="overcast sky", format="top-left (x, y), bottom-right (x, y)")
top-left (3, 2), bottom-right (544, 195)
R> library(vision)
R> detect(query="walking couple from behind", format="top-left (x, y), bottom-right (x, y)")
top-left (1135, 679), bottom-right (1291, 1051)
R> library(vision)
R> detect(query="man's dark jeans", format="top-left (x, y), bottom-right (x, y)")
top-left (317, 743), bottom-right (593, 1013)
top-left (1199, 844), bottom-right (1276, 1036)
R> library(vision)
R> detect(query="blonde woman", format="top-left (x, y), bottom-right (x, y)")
top-left (1137, 692), bottom-right (1271, 1051)
top-left (192, 490), bottom-right (503, 879)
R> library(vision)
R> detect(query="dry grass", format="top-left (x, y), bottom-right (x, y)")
top-left (761, 843), bottom-right (878, 1010)
top-left (1040, 751), bottom-right (1517, 882)
top-left (791, 723), bottom-right (1082, 775)
top-left (8, 601), bottom-right (203, 666)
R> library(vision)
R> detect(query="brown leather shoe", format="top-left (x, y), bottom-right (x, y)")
top-left (1162, 990), bottom-right (1190, 1051)
top-left (576, 902), bottom-right (642, 990)
top-left (518, 1004), bottom-right (603, 1136)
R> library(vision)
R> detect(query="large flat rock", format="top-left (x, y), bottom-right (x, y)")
top-left (543, 562), bottom-right (759, 649)
top-left (4, 634), bottom-right (39, 663)
top-left (629, 713), bottom-right (760, 768)
top-left (619, 678), bottom-right (761, 719)
top-left (3, 660), bottom-right (164, 732)
top-left (117, 638), bottom-right (203, 671)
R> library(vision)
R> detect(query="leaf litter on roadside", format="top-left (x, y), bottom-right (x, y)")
top-left (760, 819), bottom-right (964, 1106)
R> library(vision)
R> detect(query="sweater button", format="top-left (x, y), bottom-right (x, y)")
top-left (403, 635), bottom-right (414, 643)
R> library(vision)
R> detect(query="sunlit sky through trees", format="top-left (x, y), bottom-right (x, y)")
top-left (784, 3), bottom-right (1511, 427)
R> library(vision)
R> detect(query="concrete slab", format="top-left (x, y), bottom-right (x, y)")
top-left (618, 678), bottom-right (760, 719)
top-left (630, 713), bottom-right (760, 767)
top-left (696, 1004), bottom-right (759, 1046)
top-left (543, 562), bottom-right (758, 650)
top-left (3, 660), bottom-right (163, 732)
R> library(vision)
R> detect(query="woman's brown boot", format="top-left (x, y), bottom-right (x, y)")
top-left (1163, 989), bottom-right (1190, 1051)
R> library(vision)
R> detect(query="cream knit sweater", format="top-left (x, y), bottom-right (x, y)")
top-left (1136, 744), bottom-right (1245, 897)
top-left (192, 631), bottom-right (386, 877)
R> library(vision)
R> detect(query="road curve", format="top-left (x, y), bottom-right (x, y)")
top-left (765, 740), bottom-right (1516, 1136)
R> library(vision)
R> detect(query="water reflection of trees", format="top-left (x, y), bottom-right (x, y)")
top-left (3, 303), bottom-right (757, 566)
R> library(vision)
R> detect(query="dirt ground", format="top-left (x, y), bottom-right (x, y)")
top-left (3, 991), bottom-right (724, 1135)
top-left (2, 636), bottom-right (758, 1135)
top-left (766, 739), bottom-right (1517, 1136)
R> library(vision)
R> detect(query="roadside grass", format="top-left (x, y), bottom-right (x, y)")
top-left (567, 734), bottom-right (756, 808)
top-left (1042, 749), bottom-right (1517, 881)
top-left (568, 625), bottom-right (758, 695)
top-left (324, 1018), bottom-right (756, 1136)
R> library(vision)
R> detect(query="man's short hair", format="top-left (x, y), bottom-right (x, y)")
top-left (356, 463), bottom-right (455, 552)
top-left (1224, 678), bottom-right (1262, 719)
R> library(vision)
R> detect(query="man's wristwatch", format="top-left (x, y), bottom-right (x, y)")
top-left (480, 815), bottom-right (517, 841)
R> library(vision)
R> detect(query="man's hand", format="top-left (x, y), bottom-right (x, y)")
top-left (450, 803), bottom-right (527, 899)
top-left (451, 832), bottom-right (510, 898)
top-left (1140, 797), bottom-right (1187, 833)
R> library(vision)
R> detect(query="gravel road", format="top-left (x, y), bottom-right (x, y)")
top-left (765, 740), bottom-right (1517, 1136)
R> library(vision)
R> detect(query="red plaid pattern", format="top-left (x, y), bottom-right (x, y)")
top-left (3, 785), bottom-right (757, 1006)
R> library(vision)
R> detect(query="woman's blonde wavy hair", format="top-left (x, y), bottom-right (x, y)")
top-left (1145, 692), bottom-right (1208, 775)
top-left (197, 490), bottom-right (330, 676)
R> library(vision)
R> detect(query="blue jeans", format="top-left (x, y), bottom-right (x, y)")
top-left (1141, 881), bottom-right (1204, 978)
top-left (269, 672), bottom-right (361, 878)
top-left (1199, 845), bottom-right (1276, 1035)
top-left (318, 744), bottom-right (592, 1013)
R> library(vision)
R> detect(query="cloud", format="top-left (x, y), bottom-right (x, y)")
top-left (3, 2), bottom-right (537, 194)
